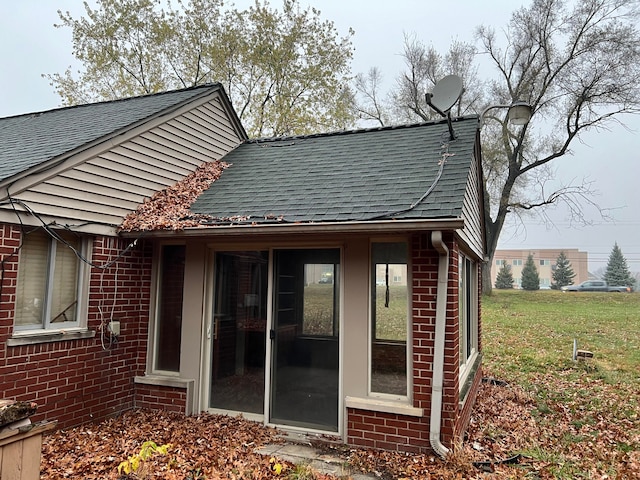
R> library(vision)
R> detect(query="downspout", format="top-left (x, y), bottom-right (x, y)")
top-left (429, 230), bottom-right (450, 458)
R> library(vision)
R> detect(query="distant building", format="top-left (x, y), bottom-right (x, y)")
top-left (491, 249), bottom-right (589, 289)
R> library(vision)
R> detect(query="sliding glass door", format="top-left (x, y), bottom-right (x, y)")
top-left (210, 251), bottom-right (268, 414)
top-left (208, 248), bottom-right (340, 432)
top-left (270, 249), bottom-right (340, 431)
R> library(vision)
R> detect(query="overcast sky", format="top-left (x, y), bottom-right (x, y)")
top-left (1, 0), bottom-right (638, 272)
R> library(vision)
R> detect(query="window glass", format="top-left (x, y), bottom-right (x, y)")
top-left (459, 254), bottom-right (478, 371)
top-left (15, 230), bottom-right (81, 329)
top-left (371, 242), bottom-right (408, 397)
top-left (51, 237), bottom-right (80, 323)
top-left (271, 249), bottom-right (340, 430)
top-left (303, 263), bottom-right (336, 336)
top-left (155, 245), bottom-right (185, 372)
top-left (210, 251), bottom-right (267, 414)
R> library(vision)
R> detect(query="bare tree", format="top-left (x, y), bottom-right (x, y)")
top-left (353, 34), bottom-right (485, 126)
top-left (476, 0), bottom-right (640, 292)
top-left (356, 0), bottom-right (640, 293)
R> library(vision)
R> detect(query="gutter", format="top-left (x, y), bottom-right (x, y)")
top-left (429, 230), bottom-right (450, 458)
top-left (118, 218), bottom-right (465, 238)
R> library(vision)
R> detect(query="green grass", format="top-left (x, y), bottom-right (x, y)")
top-left (480, 290), bottom-right (640, 478)
top-left (482, 290), bottom-right (640, 384)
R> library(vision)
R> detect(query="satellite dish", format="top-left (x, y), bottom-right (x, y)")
top-left (426, 75), bottom-right (464, 116)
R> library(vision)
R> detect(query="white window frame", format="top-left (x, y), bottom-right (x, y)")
top-left (458, 253), bottom-right (479, 383)
top-left (14, 229), bottom-right (90, 333)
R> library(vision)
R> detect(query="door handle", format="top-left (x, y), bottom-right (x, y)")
top-left (270, 329), bottom-right (275, 340)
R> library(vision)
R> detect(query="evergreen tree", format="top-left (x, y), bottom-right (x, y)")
top-left (520, 254), bottom-right (540, 291)
top-left (604, 242), bottom-right (634, 287)
top-left (494, 261), bottom-right (514, 289)
top-left (551, 251), bottom-right (575, 290)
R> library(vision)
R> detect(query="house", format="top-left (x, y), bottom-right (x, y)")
top-left (492, 248), bottom-right (589, 288)
top-left (0, 84), bottom-right (484, 455)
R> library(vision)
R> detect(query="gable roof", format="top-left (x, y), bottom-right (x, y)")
top-left (0, 84), bottom-right (248, 236)
top-left (0, 83), bottom-right (244, 184)
top-left (189, 117), bottom-right (479, 225)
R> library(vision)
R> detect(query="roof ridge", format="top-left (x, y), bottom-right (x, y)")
top-left (0, 83), bottom-right (223, 120)
top-left (246, 115), bottom-right (479, 144)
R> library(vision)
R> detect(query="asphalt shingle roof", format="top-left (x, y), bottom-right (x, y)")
top-left (191, 117), bottom-right (479, 224)
top-left (0, 84), bottom-right (223, 183)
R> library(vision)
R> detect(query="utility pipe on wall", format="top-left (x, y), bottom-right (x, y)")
top-left (429, 230), bottom-right (450, 458)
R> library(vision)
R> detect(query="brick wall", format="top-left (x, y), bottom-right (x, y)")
top-left (347, 409), bottom-right (430, 453)
top-left (0, 226), bottom-right (153, 428)
top-left (135, 384), bottom-right (187, 414)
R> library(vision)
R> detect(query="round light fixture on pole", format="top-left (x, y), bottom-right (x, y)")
top-left (479, 101), bottom-right (533, 128)
top-left (507, 102), bottom-right (533, 125)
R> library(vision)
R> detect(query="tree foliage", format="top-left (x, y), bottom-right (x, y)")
top-left (521, 254), bottom-right (540, 291)
top-left (47, 0), bottom-right (355, 137)
top-left (604, 242), bottom-right (634, 287)
top-left (494, 261), bottom-right (514, 289)
top-left (551, 251), bottom-right (575, 289)
top-left (355, 0), bottom-right (640, 293)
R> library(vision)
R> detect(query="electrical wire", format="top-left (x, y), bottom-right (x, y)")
top-left (365, 139), bottom-right (454, 221)
top-left (2, 194), bottom-right (140, 349)
top-left (2, 196), bottom-right (143, 270)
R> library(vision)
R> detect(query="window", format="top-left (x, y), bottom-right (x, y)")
top-left (154, 245), bottom-right (185, 372)
top-left (303, 263), bottom-right (338, 336)
top-left (495, 259), bottom-right (505, 266)
top-left (15, 229), bottom-right (88, 331)
top-left (540, 259), bottom-right (550, 266)
top-left (512, 259), bottom-right (523, 266)
top-left (370, 242), bottom-right (409, 397)
top-left (459, 254), bottom-right (478, 373)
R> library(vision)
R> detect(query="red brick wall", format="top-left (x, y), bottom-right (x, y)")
top-left (347, 409), bottom-right (430, 453)
top-left (0, 226), bottom-right (153, 428)
top-left (346, 232), bottom-right (482, 453)
top-left (135, 384), bottom-right (187, 414)
top-left (0, 224), bottom-right (20, 337)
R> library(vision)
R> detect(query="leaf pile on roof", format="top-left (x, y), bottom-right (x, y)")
top-left (119, 160), bottom-right (229, 232)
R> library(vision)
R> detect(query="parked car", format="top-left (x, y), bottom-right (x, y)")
top-left (561, 280), bottom-right (632, 292)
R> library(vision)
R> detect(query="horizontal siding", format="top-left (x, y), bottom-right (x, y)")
top-left (11, 95), bottom-right (243, 234)
top-left (40, 175), bottom-right (145, 204)
top-left (15, 190), bottom-right (134, 218)
top-left (70, 162), bottom-right (170, 194)
top-left (2, 196), bottom-right (129, 226)
top-left (26, 183), bottom-right (140, 210)
top-left (459, 155), bottom-right (484, 258)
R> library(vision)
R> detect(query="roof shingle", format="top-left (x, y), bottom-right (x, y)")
top-left (0, 84), bottom-right (223, 182)
top-left (190, 117), bottom-right (479, 224)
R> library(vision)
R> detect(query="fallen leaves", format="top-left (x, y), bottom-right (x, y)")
top-left (40, 369), bottom-right (640, 479)
top-left (119, 161), bottom-right (229, 232)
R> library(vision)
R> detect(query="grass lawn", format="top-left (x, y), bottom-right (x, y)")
top-left (482, 289), bottom-right (640, 383)
top-left (477, 289), bottom-right (640, 478)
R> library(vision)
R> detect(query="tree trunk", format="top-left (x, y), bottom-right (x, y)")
top-left (481, 261), bottom-right (494, 296)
